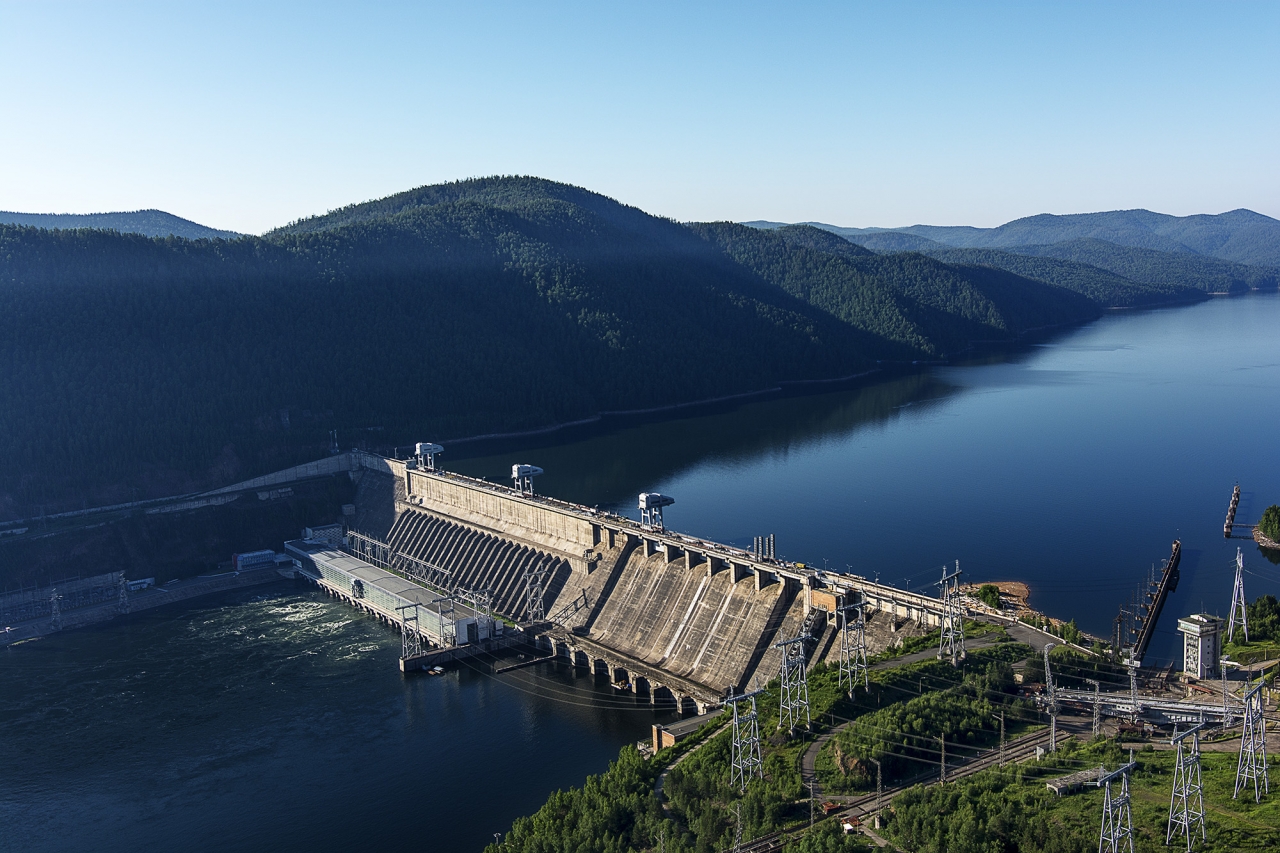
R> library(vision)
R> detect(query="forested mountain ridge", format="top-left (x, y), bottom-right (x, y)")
top-left (758, 207), bottom-right (1280, 266)
top-left (691, 223), bottom-right (1100, 356)
top-left (1007, 239), bottom-right (1280, 294)
top-left (0, 209), bottom-right (241, 240)
top-left (0, 181), bottom-right (887, 516)
top-left (0, 177), bottom-right (1236, 518)
top-left (919, 247), bottom-right (1207, 306)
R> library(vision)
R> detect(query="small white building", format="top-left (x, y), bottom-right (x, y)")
top-left (1178, 614), bottom-right (1222, 680)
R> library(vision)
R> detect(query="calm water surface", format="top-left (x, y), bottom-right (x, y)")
top-left (3, 292), bottom-right (1279, 852)
top-left (451, 292), bottom-right (1280, 662)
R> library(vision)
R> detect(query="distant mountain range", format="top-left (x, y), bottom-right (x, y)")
top-left (1, 179), bottom-right (1276, 514)
top-left (745, 208), bottom-right (1280, 268)
top-left (0, 209), bottom-right (241, 240)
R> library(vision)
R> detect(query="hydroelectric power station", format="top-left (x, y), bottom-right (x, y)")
top-left (262, 445), bottom-right (953, 714)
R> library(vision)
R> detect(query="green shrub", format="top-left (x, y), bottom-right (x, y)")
top-left (1260, 504), bottom-right (1280, 542)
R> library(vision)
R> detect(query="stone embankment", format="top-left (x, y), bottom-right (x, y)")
top-left (2, 568), bottom-right (283, 647)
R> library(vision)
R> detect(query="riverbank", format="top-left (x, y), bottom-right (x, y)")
top-left (2, 567), bottom-right (285, 647)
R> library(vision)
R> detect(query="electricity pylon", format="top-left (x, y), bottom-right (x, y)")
top-left (936, 561), bottom-right (965, 665)
top-left (728, 689), bottom-right (764, 790)
top-left (776, 634), bottom-right (812, 733)
top-left (1234, 678), bottom-right (1270, 803)
top-left (837, 596), bottom-right (869, 696)
top-left (1227, 547), bottom-right (1249, 643)
top-left (1097, 752), bottom-right (1137, 853)
top-left (1167, 723), bottom-right (1207, 851)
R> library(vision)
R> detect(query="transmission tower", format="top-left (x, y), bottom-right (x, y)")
top-left (117, 574), bottom-right (131, 615)
top-left (837, 596), bottom-right (869, 696)
top-left (1123, 651), bottom-right (1141, 723)
top-left (728, 689), bottom-right (764, 790)
top-left (776, 634), bottom-right (812, 733)
top-left (936, 561), bottom-right (965, 666)
top-left (1097, 752), bottom-right (1137, 853)
top-left (1043, 643), bottom-right (1058, 752)
top-left (1227, 548), bottom-right (1249, 644)
top-left (1167, 722), bottom-right (1207, 851)
top-left (1084, 677), bottom-right (1102, 737)
top-left (1234, 678), bottom-right (1270, 803)
top-left (397, 603), bottom-right (423, 660)
top-left (523, 560), bottom-right (549, 622)
top-left (433, 595), bottom-right (458, 646)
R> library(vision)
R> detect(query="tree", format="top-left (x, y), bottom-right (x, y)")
top-left (1259, 504), bottom-right (1280, 543)
top-left (977, 584), bottom-right (1001, 610)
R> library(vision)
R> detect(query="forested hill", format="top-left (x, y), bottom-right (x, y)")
top-left (0, 209), bottom-right (241, 240)
top-left (772, 208), bottom-right (1280, 267)
top-left (690, 223), bottom-right (1101, 356)
top-left (0, 181), bottom-right (877, 515)
top-left (0, 177), bottom-right (1220, 517)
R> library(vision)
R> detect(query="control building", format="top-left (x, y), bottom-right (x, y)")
top-left (1178, 613), bottom-right (1222, 680)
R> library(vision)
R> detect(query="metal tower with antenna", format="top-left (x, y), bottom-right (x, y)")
top-left (837, 596), bottom-right (869, 696)
top-left (936, 561), bottom-right (965, 665)
top-left (1097, 752), bottom-right (1137, 853)
top-left (1227, 547), bottom-right (1249, 644)
top-left (1234, 678), bottom-right (1270, 803)
top-left (1043, 643), bottom-right (1058, 752)
top-left (776, 634), bottom-right (812, 733)
top-left (1167, 722), bottom-right (1207, 851)
top-left (397, 603), bottom-right (423, 660)
top-left (523, 560), bottom-right (549, 622)
top-left (728, 688), bottom-right (764, 790)
top-left (1085, 677), bottom-right (1101, 737)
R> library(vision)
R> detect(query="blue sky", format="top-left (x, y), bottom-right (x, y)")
top-left (2, 2), bottom-right (1276, 234)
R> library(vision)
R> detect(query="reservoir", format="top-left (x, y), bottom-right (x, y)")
top-left (3, 291), bottom-right (1279, 852)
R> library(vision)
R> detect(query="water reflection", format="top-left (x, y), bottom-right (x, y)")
top-left (448, 370), bottom-right (959, 508)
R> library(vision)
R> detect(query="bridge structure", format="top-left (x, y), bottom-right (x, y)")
top-left (277, 450), bottom-right (958, 710)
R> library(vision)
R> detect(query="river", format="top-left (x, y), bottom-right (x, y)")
top-left (2, 291), bottom-right (1278, 852)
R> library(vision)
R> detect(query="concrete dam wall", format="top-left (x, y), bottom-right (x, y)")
top-left (384, 466), bottom-right (829, 702)
top-left (385, 509), bottom-right (576, 622)
top-left (332, 458), bottom-right (949, 705)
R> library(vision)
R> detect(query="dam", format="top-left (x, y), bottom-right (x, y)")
top-left (275, 448), bottom-right (952, 712)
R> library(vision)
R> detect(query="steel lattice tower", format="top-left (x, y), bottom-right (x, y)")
top-left (397, 603), bottom-right (423, 659)
top-left (117, 574), bottom-right (131, 615)
top-left (936, 561), bottom-right (965, 666)
top-left (49, 588), bottom-right (62, 632)
top-left (837, 597), bottom-right (869, 696)
top-left (776, 634), bottom-right (812, 733)
top-left (1123, 652), bottom-right (1141, 723)
top-left (1227, 548), bottom-right (1249, 644)
top-left (433, 595), bottom-right (458, 646)
top-left (1234, 679), bottom-right (1270, 803)
top-left (1043, 644), bottom-right (1058, 752)
top-left (523, 561), bottom-right (549, 622)
top-left (1084, 678), bottom-right (1102, 737)
top-left (1167, 722), bottom-right (1207, 850)
top-left (728, 689), bottom-right (764, 790)
top-left (1097, 754), bottom-right (1137, 853)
